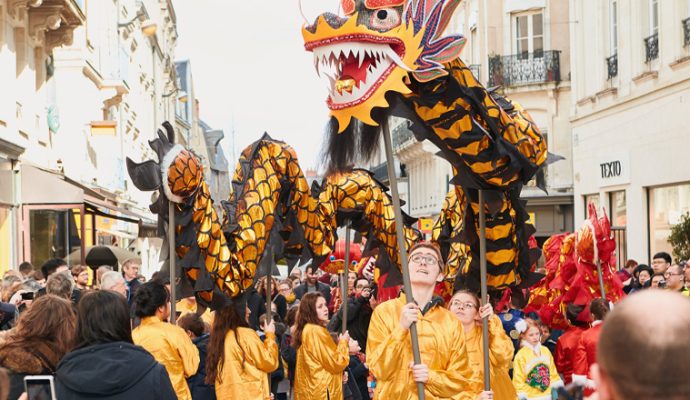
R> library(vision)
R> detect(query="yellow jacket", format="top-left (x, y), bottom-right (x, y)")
top-left (464, 315), bottom-right (517, 399)
top-left (294, 323), bottom-right (349, 400)
top-left (132, 316), bottom-right (200, 400)
top-left (176, 298), bottom-right (215, 326)
top-left (215, 327), bottom-right (279, 400)
top-left (367, 295), bottom-right (482, 399)
top-left (512, 344), bottom-right (562, 400)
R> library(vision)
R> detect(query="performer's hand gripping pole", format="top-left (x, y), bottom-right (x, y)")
top-left (382, 118), bottom-right (425, 400)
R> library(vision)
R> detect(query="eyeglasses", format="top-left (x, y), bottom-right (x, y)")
top-left (449, 300), bottom-right (477, 310)
top-left (355, 284), bottom-right (369, 290)
top-left (410, 254), bottom-right (439, 266)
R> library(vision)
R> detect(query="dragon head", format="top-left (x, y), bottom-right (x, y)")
top-left (302, 0), bottom-right (465, 132)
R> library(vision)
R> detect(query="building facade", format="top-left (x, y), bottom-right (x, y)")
top-left (0, 0), bottom-right (86, 272)
top-left (0, 0), bottom-right (179, 275)
top-left (392, 0), bottom-right (575, 244)
top-left (570, 0), bottom-right (690, 265)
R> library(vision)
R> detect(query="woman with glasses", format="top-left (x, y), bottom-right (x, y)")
top-left (278, 279), bottom-right (299, 307)
top-left (449, 290), bottom-right (516, 400)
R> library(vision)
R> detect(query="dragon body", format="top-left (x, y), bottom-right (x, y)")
top-left (127, 0), bottom-right (557, 305)
top-left (128, 128), bottom-right (419, 308)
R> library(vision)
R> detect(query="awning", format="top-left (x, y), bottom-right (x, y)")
top-left (21, 164), bottom-right (153, 225)
top-left (21, 165), bottom-right (84, 204)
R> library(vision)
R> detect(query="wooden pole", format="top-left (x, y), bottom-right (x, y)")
top-left (596, 260), bottom-right (607, 299)
top-left (168, 130), bottom-right (177, 325)
top-left (341, 221), bottom-right (351, 334)
top-left (382, 118), bottom-right (425, 400)
top-left (265, 246), bottom-right (274, 394)
top-left (478, 190), bottom-right (490, 391)
top-left (168, 202), bottom-right (176, 324)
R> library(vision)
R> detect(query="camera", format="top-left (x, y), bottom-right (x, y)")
top-left (21, 291), bottom-right (35, 301)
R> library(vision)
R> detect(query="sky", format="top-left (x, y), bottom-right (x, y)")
top-left (172, 0), bottom-right (338, 171)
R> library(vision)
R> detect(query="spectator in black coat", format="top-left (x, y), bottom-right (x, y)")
top-left (36, 259), bottom-right (81, 305)
top-left (56, 290), bottom-right (176, 399)
top-left (122, 259), bottom-right (142, 307)
top-left (178, 313), bottom-right (215, 400)
top-left (327, 278), bottom-right (375, 352)
top-left (280, 307), bottom-right (299, 389)
top-left (256, 276), bottom-right (288, 322)
top-left (292, 264), bottom-right (331, 305)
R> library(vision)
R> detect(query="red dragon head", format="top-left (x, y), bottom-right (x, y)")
top-left (302, 0), bottom-right (466, 132)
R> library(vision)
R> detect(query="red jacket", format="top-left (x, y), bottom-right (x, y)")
top-left (572, 323), bottom-right (603, 388)
top-left (555, 326), bottom-right (586, 385)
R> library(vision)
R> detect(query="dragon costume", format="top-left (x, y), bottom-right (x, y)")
top-left (302, 0), bottom-right (554, 291)
top-left (525, 204), bottom-right (625, 329)
top-left (127, 126), bottom-right (419, 308)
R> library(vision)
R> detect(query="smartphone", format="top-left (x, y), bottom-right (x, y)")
top-left (24, 375), bottom-right (57, 400)
top-left (21, 291), bottom-right (35, 300)
top-left (555, 383), bottom-right (584, 400)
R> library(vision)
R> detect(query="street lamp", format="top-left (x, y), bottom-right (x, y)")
top-left (162, 89), bottom-right (188, 103)
top-left (118, 11), bottom-right (157, 37)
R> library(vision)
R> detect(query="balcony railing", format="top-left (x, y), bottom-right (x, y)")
top-left (683, 17), bottom-right (690, 47)
top-left (488, 50), bottom-right (561, 87)
top-left (392, 123), bottom-right (414, 149)
top-left (644, 33), bottom-right (659, 62)
top-left (468, 64), bottom-right (480, 81)
top-left (606, 54), bottom-right (618, 80)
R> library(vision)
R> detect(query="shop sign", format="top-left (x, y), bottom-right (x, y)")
top-left (418, 218), bottom-right (434, 234)
top-left (597, 153), bottom-right (630, 187)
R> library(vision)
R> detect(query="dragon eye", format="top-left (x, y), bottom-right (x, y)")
top-left (369, 8), bottom-right (400, 30)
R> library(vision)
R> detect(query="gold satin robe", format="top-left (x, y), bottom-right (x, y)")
top-left (464, 315), bottom-right (518, 399)
top-left (176, 298), bottom-right (215, 326)
top-left (294, 323), bottom-right (349, 400)
top-left (215, 327), bottom-right (279, 400)
top-left (367, 295), bottom-right (482, 399)
top-left (132, 316), bottom-right (200, 400)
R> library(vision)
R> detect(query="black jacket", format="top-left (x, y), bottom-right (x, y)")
top-left (293, 281), bottom-right (332, 304)
top-left (327, 295), bottom-right (373, 352)
top-left (187, 334), bottom-right (215, 400)
top-left (56, 341), bottom-right (176, 400)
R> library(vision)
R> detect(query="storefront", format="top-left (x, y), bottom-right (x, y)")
top-left (19, 165), bottom-right (150, 269)
top-left (523, 195), bottom-right (575, 250)
top-left (574, 123), bottom-right (690, 265)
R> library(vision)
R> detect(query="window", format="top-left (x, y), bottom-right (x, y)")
top-left (610, 0), bottom-right (618, 55)
top-left (609, 190), bottom-right (626, 227)
top-left (29, 208), bottom-right (82, 268)
top-left (649, 183), bottom-right (690, 259)
top-left (515, 12), bottom-right (544, 58)
top-left (584, 194), bottom-right (600, 217)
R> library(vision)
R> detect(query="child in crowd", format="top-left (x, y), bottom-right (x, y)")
top-left (512, 318), bottom-right (562, 400)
